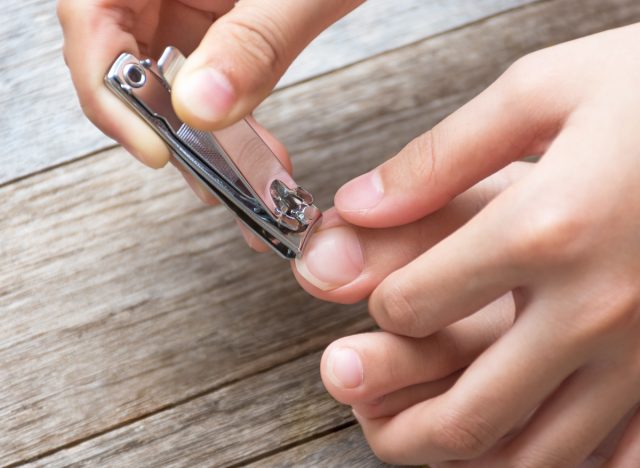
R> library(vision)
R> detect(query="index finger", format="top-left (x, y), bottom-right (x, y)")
top-left (57, 0), bottom-right (169, 167)
top-left (368, 185), bottom-right (525, 338)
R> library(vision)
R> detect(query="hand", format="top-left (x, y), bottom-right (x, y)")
top-left (56, 0), bottom-right (362, 251)
top-left (300, 25), bottom-right (640, 465)
top-left (294, 161), bottom-right (638, 465)
top-left (58, 0), bottom-right (362, 166)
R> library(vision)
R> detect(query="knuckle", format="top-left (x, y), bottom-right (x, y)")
top-left (432, 410), bottom-right (496, 458)
top-left (577, 290), bottom-right (640, 343)
top-left (391, 130), bottom-right (453, 203)
top-left (407, 131), bottom-right (438, 183)
top-left (220, 14), bottom-right (286, 76)
top-left (372, 282), bottom-right (424, 337)
top-left (499, 51), bottom-right (549, 104)
top-left (510, 204), bottom-right (587, 267)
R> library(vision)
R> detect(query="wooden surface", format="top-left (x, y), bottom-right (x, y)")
top-left (2, 0), bottom-right (639, 466)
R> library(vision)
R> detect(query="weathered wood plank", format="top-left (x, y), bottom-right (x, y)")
top-left (280, 0), bottom-right (535, 87)
top-left (0, 0), bottom-right (537, 186)
top-left (0, 145), bottom-right (372, 465)
top-left (248, 425), bottom-right (396, 468)
top-left (26, 352), bottom-right (355, 468)
top-left (3, 0), bottom-right (640, 465)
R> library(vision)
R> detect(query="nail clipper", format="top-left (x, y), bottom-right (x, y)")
top-left (105, 46), bottom-right (322, 259)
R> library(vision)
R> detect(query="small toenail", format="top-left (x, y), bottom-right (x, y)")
top-left (328, 347), bottom-right (364, 389)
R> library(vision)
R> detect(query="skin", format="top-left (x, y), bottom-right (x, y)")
top-left (292, 24), bottom-right (640, 467)
top-left (59, 2), bottom-right (640, 465)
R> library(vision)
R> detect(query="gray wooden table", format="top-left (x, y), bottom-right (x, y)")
top-left (2, 1), bottom-right (639, 466)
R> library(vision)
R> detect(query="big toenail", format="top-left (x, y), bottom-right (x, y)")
top-left (328, 347), bottom-right (363, 389)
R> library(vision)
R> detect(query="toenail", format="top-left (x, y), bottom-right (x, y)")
top-left (328, 347), bottom-right (364, 389)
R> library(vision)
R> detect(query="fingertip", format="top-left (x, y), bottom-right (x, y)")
top-left (126, 132), bottom-right (171, 169)
top-left (335, 169), bottom-right (384, 211)
top-left (172, 66), bottom-right (238, 130)
top-left (334, 169), bottom-right (385, 224)
top-left (320, 341), bottom-right (364, 403)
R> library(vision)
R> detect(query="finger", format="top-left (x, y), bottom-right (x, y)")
top-left (151, 1), bottom-right (236, 58)
top-left (334, 53), bottom-right (574, 228)
top-left (496, 362), bottom-right (640, 468)
top-left (608, 407), bottom-right (640, 467)
top-left (354, 303), bottom-right (590, 465)
top-left (58, 0), bottom-right (224, 166)
top-left (321, 293), bottom-right (513, 406)
top-left (294, 162), bottom-right (532, 303)
top-left (172, 0), bottom-right (364, 130)
top-left (366, 118), bottom-right (616, 338)
top-left (58, 0), bottom-right (167, 167)
top-left (368, 185), bottom-right (525, 337)
top-left (432, 406), bottom-right (638, 468)
top-left (353, 371), bottom-right (461, 420)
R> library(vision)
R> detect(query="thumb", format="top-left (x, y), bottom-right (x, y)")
top-left (172, 0), bottom-right (362, 130)
top-left (334, 58), bottom-right (576, 228)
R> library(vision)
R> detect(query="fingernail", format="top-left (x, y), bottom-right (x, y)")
top-left (295, 227), bottom-right (364, 291)
top-left (177, 68), bottom-right (235, 123)
top-left (335, 169), bottom-right (384, 212)
top-left (328, 347), bottom-right (363, 389)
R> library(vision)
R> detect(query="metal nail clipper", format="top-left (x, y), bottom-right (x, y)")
top-left (105, 47), bottom-right (322, 259)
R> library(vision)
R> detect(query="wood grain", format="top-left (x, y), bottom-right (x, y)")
top-left (2, 0), bottom-right (640, 465)
top-left (280, 0), bottom-right (535, 87)
top-left (0, 0), bottom-right (536, 186)
top-left (0, 146), bottom-right (372, 465)
top-left (26, 351), bottom-right (356, 468)
top-left (249, 425), bottom-right (396, 468)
